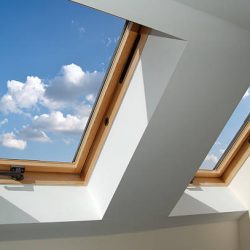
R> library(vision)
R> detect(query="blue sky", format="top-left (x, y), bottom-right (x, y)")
top-left (200, 87), bottom-right (250, 170)
top-left (0, 0), bottom-right (125, 162)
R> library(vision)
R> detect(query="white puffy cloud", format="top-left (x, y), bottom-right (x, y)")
top-left (18, 126), bottom-right (51, 143)
top-left (204, 154), bottom-right (218, 164)
top-left (0, 118), bottom-right (8, 127)
top-left (44, 64), bottom-right (104, 108)
top-left (0, 132), bottom-right (27, 150)
top-left (62, 64), bottom-right (85, 86)
top-left (0, 64), bottom-right (103, 114)
top-left (32, 111), bottom-right (88, 134)
top-left (243, 88), bottom-right (249, 99)
top-left (41, 96), bottom-right (67, 110)
top-left (73, 102), bottom-right (92, 118)
top-left (7, 77), bottom-right (44, 108)
top-left (0, 76), bottom-right (45, 113)
top-left (0, 94), bottom-right (19, 113)
top-left (0, 64), bottom-right (103, 149)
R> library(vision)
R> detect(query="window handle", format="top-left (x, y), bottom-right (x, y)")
top-left (0, 166), bottom-right (25, 181)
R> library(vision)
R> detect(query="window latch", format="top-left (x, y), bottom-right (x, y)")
top-left (0, 166), bottom-right (25, 181)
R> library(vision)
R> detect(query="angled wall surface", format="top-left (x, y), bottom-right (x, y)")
top-left (0, 221), bottom-right (239, 250)
top-left (0, 0), bottom-right (249, 244)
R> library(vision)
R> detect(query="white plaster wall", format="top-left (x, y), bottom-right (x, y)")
top-left (0, 221), bottom-right (239, 250)
top-left (88, 31), bottom-right (186, 216)
top-left (170, 187), bottom-right (247, 217)
top-left (239, 213), bottom-right (250, 250)
top-left (170, 155), bottom-right (249, 219)
top-left (230, 157), bottom-right (250, 209)
top-left (230, 158), bottom-right (250, 250)
top-left (0, 185), bottom-right (99, 223)
top-left (73, 0), bottom-right (250, 226)
top-left (0, 31), bottom-right (186, 224)
top-left (0, 0), bottom-right (249, 229)
top-left (170, 0), bottom-right (250, 32)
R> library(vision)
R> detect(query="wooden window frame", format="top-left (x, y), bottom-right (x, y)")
top-left (0, 22), bottom-right (150, 185)
top-left (192, 119), bottom-right (250, 186)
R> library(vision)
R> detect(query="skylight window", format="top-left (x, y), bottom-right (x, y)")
top-left (0, 1), bottom-right (149, 184)
top-left (0, 0), bottom-right (125, 162)
top-left (199, 87), bottom-right (250, 170)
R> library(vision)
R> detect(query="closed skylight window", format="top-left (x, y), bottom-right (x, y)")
top-left (0, 0), bottom-right (125, 162)
top-left (200, 87), bottom-right (250, 170)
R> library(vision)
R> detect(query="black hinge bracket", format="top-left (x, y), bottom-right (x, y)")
top-left (0, 166), bottom-right (25, 181)
top-left (119, 32), bottom-right (141, 84)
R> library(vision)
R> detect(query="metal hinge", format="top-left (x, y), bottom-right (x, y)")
top-left (0, 166), bottom-right (25, 181)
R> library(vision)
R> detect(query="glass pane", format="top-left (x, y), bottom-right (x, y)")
top-left (0, 0), bottom-right (126, 162)
top-left (200, 87), bottom-right (250, 170)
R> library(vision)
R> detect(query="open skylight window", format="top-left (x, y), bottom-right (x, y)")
top-left (0, 0), bottom-right (125, 162)
top-left (199, 87), bottom-right (250, 170)
top-left (0, 1), bottom-right (149, 184)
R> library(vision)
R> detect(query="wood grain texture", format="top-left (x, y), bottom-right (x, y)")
top-left (0, 172), bottom-right (84, 185)
top-left (0, 159), bottom-right (76, 173)
top-left (81, 27), bottom-right (150, 183)
top-left (74, 23), bottom-right (141, 173)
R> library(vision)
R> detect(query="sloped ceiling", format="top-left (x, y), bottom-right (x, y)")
top-left (0, 0), bottom-right (249, 240)
top-left (174, 0), bottom-right (250, 32)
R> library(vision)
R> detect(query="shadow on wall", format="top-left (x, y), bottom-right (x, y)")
top-left (239, 212), bottom-right (250, 250)
top-left (140, 30), bottom-right (186, 120)
top-left (0, 196), bottom-right (38, 224)
top-left (4, 185), bottom-right (34, 192)
top-left (0, 29), bottom-right (245, 241)
top-left (169, 193), bottom-right (218, 216)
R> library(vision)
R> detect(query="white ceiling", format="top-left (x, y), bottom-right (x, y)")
top-left (0, 0), bottom-right (249, 240)
top-left (71, 0), bottom-right (250, 226)
top-left (174, 0), bottom-right (250, 32)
